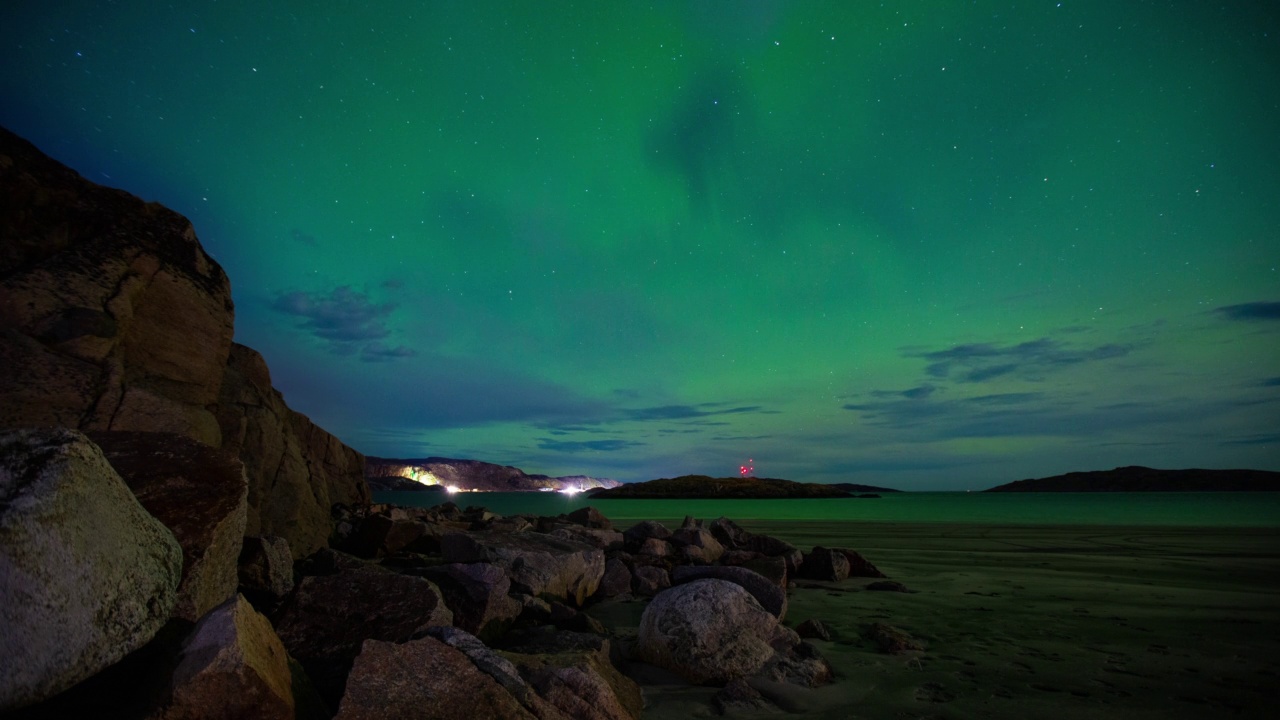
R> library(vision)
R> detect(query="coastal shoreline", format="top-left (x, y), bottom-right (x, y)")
top-left (627, 520), bottom-right (1280, 719)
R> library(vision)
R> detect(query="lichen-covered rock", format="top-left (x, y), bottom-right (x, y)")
top-left (441, 530), bottom-right (604, 606)
top-left (671, 565), bottom-right (787, 620)
top-left (238, 535), bottom-right (294, 598)
top-left (0, 428), bottom-right (182, 711)
top-left (90, 430), bottom-right (248, 622)
top-left (274, 565), bottom-right (453, 704)
top-left (335, 636), bottom-right (538, 720)
top-left (161, 594), bottom-right (294, 720)
top-left (635, 579), bottom-right (790, 685)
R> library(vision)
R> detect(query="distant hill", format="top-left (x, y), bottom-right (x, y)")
top-left (366, 456), bottom-right (620, 493)
top-left (831, 482), bottom-right (901, 494)
top-left (588, 475), bottom-right (856, 499)
top-left (985, 466), bottom-right (1280, 492)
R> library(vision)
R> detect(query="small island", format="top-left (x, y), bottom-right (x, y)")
top-left (985, 466), bottom-right (1280, 492)
top-left (588, 475), bottom-right (874, 499)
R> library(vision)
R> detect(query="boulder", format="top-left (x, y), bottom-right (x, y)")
top-left (635, 537), bottom-right (670, 558)
top-left (0, 428), bottom-right (182, 711)
top-left (596, 557), bottom-right (633, 598)
top-left (622, 520), bottom-right (671, 552)
top-left (419, 563), bottom-right (522, 641)
top-left (565, 506), bottom-right (612, 530)
top-left (238, 535), bottom-right (294, 598)
top-left (632, 565), bottom-right (670, 597)
top-left (794, 618), bottom-right (832, 641)
top-left (635, 579), bottom-right (796, 685)
top-left (424, 626), bottom-right (528, 690)
top-left (669, 527), bottom-right (725, 563)
top-left (507, 648), bottom-right (642, 720)
top-left (335, 636), bottom-right (538, 720)
top-left (865, 622), bottom-right (923, 654)
top-left (837, 548), bottom-right (887, 578)
top-left (671, 565), bottom-right (787, 620)
top-left (798, 546), bottom-right (849, 582)
top-left (746, 535), bottom-right (804, 576)
top-left (215, 343), bottom-right (368, 559)
top-left (441, 530), bottom-right (604, 606)
top-left (161, 594), bottom-right (294, 720)
top-left (0, 128), bottom-right (233, 445)
top-left (707, 516), bottom-right (752, 549)
top-left (550, 526), bottom-right (624, 552)
top-left (274, 565), bottom-right (453, 704)
top-left (90, 430), bottom-right (248, 622)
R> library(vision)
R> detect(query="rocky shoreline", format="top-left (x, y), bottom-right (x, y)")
top-left (3, 427), bottom-right (896, 718)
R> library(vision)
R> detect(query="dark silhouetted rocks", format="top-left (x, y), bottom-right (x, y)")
top-left (591, 475), bottom-right (854, 499)
top-left (985, 465), bottom-right (1280, 492)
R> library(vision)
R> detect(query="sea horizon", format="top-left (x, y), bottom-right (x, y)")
top-left (371, 489), bottom-right (1280, 528)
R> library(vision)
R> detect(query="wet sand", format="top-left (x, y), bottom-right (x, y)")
top-left (612, 521), bottom-right (1280, 719)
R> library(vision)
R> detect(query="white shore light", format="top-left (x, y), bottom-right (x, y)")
top-left (445, 485), bottom-right (461, 494)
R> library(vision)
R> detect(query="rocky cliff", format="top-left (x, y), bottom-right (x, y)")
top-left (0, 126), bottom-right (367, 557)
top-left (367, 456), bottom-right (619, 492)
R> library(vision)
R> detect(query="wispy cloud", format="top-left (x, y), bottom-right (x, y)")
top-left (536, 438), bottom-right (645, 453)
top-left (623, 403), bottom-right (761, 421)
top-left (273, 286), bottom-right (394, 342)
top-left (361, 342), bottom-right (416, 363)
top-left (912, 337), bottom-right (1131, 383)
top-left (1215, 301), bottom-right (1280, 321)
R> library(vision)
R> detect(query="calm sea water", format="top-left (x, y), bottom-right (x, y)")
top-left (371, 491), bottom-right (1280, 528)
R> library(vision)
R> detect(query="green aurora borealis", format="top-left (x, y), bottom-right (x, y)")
top-left (2, 2), bottom-right (1277, 489)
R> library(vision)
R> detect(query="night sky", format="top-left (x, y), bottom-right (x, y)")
top-left (3, 2), bottom-right (1277, 489)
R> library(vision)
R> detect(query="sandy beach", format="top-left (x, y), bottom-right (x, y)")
top-left (600, 521), bottom-right (1280, 719)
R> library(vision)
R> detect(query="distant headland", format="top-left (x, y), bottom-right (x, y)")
top-left (587, 475), bottom-right (895, 499)
top-left (366, 456), bottom-right (620, 493)
top-left (985, 466), bottom-right (1280, 492)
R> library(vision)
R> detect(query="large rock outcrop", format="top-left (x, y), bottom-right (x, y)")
top-left (0, 128), bottom-right (234, 444)
top-left (0, 428), bottom-right (182, 712)
top-left (0, 126), bottom-right (369, 558)
top-left (216, 343), bottom-right (368, 557)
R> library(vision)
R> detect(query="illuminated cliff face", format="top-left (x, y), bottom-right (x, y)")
top-left (365, 457), bottom-right (620, 493)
